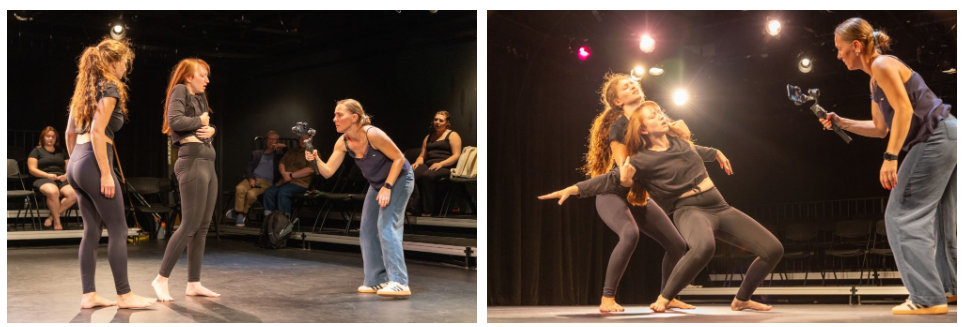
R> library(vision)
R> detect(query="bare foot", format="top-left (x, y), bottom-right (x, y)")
top-left (731, 298), bottom-right (772, 311)
top-left (669, 298), bottom-right (696, 309)
top-left (599, 296), bottom-right (625, 312)
top-left (186, 282), bottom-right (221, 298)
top-left (650, 295), bottom-right (672, 313)
top-left (53, 220), bottom-right (64, 230)
top-left (151, 275), bottom-right (174, 302)
top-left (44, 217), bottom-right (53, 227)
top-left (116, 292), bottom-right (156, 309)
top-left (80, 292), bottom-right (117, 309)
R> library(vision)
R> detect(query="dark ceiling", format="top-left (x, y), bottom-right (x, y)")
top-left (489, 10), bottom-right (956, 103)
top-left (9, 10), bottom-right (477, 59)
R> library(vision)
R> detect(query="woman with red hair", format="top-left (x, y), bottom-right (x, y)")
top-left (151, 58), bottom-right (220, 302)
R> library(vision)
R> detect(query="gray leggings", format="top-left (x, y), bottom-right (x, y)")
top-left (661, 188), bottom-right (783, 301)
top-left (66, 142), bottom-right (131, 294)
top-left (158, 143), bottom-right (218, 282)
top-left (596, 194), bottom-right (686, 298)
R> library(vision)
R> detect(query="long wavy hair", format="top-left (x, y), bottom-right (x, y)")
top-left (581, 72), bottom-right (651, 205)
top-left (623, 101), bottom-right (693, 204)
top-left (161, 58), bottom-right (212, 135)
top-left (68, 38), bottom-right (134, 132)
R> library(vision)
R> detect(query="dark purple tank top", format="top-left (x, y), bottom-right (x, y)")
top-left (345, 126), bottom-right (412, 190)
top-left (871, 56), bottom-right (952, 152)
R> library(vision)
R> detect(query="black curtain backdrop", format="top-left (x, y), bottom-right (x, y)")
top-left (487, 10), bottom-right (956, 306)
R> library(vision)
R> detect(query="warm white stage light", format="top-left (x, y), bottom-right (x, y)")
top-left (674, 89), bottom-right (688, 106)
top-left (640, 35), bottom-right (656, 53)
top-left (767, 20), bottom-right (781, 36)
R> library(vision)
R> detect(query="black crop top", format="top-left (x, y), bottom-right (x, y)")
top-left (74, 80), bottom-right (124, 141)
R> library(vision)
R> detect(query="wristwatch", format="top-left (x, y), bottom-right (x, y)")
top-left (383, 182), bottom-right (394, 190)
top-left (883, 152), bottom-right (899, 161)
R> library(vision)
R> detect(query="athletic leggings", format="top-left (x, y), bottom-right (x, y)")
top-left (596, 194), bottom-right (686, 298)
top-left (661, 188), bottom-right (783, 301)
top-left (67, 142), bottom-right (131, 295)
top-left (158, 143), bottom-right (218, 282)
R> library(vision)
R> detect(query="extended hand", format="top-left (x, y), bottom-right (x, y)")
top-left (716, 150), bottom-right (733, 175)
top-left (538, 185), bottom-right (579, 205)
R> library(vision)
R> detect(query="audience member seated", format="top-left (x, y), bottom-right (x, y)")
top-left (408, 111), bottom-right (462, 217)
top-left (226, 130), bottom-right (286, 226)
top-left (27, 126), bottom-right (77, 230)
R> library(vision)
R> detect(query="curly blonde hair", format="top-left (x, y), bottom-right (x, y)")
top-left (68, 38), bottom-right (134, 132)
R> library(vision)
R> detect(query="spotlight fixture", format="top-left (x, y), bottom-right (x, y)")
top-left (799, 58), bottom-right (813, 73)
top-left (577, 46), bottom-right (591, 61)
top-left (630, 66), bottom-right (646, 82)
top-left (674, 89), bottom-right (688, 106)
top-left (639, 35), bottom-right (656, 53)
top-left (767, 19), bottom-right (781, 36)
top-left (110, 24), bottom-right (125, 40)
top-left (649, 67), bottom-right (664, 76)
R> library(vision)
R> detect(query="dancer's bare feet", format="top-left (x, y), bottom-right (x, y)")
top-left (80, 292), bottom-right (117, 309)
top-left (650, 295), bottom-right (672, 313)
top-left (53, 218), bottom-right (63, 230)
top-left (599, 296), bottom-right (624, 312)
top-left (668, 298), bottom-right (696, 309)
top-left (151, 275), bottom-right (174, 302)
top-left (731, 298), bottom-right (772, 311)
top-left (116, 292), bottom-right (156, 309)
top-left (186, 282), bottom-right (221, 298)
top-left (44, 216), bottom-right (53, 227)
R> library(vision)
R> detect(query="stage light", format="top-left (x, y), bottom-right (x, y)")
top-left (577, 46), bottom-right (591, 61)
top-left (649, 67), bottom-right (664, 76)
top-left (674, 89), bottom-right (688, 106)
top-left (767, 20), bottom-right (781, 36)
top-left (631, 66), bottom-right (646, 82)
top-left (110, 24), bottom-right (125, 40)
top-left (799, 58), bottom-right (813, 73)
top-left (639, 35), bottom-right (656, 53)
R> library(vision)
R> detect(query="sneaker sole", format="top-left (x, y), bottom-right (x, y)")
top-left (377, 291), bottom-right (411, 297)
top-left (358, 289), bottom-right (378, 294)
top-left (892, 307), bottom-right (949, 315)
top-left (948, 296), bottom-right (956, 303)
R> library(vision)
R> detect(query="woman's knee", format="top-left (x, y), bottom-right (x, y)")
top-left (617, 224), bottom-right (640, 244)
top-left (689, 239), bottom-right (716, 262)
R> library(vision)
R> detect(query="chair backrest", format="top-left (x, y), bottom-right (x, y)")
top-left (7, 159), bottom-right (20, 178)
top-left (785, 223), bottom-right (819, 242)
top-left (875, 220), bottom-right (887, 236)
top-left (7, 146), bottom-right (27, 163)
top-left (126, 177), bottom-right (162, 195)
top-left (403, 148), bottom-right (421, 164)
top-left (834, 220), bottom-right (872, 239)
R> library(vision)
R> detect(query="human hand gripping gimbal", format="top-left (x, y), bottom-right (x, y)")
top-left (786, 84), bottom-right (852, 144)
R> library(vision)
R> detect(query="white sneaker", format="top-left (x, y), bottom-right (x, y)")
top-left (891, 299), bottom-right (948, 315)
top-left (376, 281), bottom-right (411, 297)
top-left (357, 282), bottom-right (389, 293)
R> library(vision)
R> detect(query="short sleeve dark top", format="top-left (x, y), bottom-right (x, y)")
top-left (74, 81), bottom-right (124, 141)
top-left (28, 146), bottom-right (70, 175)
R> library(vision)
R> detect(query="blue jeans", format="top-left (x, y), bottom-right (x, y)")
top-left (262, 183), bottom-right (307, 217)
top-left (885, 116), bottom-right (957, 306)
top-left (360, 170), bottom-right (414, 286)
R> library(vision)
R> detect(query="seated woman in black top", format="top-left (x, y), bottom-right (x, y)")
top-left (409, 111), bottom-right (462, 216)
top-left (27, 126), bottom-right (77, 230)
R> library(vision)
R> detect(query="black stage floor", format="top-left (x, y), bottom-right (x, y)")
top-left (487, 304), bottom-right (956, 323)
top-left (7, 238), bottom-right (476, 323)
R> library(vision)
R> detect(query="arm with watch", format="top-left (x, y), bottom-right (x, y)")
top-left (368, 128), bottom-right (408, 208)
top-left (818, 75), bottom-right (912, 190)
